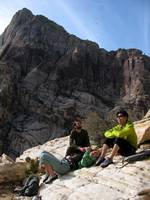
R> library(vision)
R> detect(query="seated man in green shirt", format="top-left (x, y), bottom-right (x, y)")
top-left (92, 110), bottom-right (137, 168)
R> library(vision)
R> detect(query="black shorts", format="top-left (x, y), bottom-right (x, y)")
top-left (104, 138), bottom-right (136, 156)
top-left (65, 146), bottom-right (84, 158)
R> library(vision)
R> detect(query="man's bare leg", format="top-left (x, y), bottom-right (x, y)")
top-left (109, 144), bottom-right (120, 160)
top-left (100, 144), bottom-right (120, 168)
top-left (100, 144), bottom-right (109, 158)
top-left (45, 165), bottom-right (57, 176)
top-left (95, 144), bottom-right (109, 165)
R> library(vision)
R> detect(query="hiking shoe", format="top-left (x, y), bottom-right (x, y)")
top-left (45, 175), bottom-right (58, 184)
top-left (14, 187), bottom-right (22, 193)
top-left (43, 173), bottom-right (49, 183)
top-left (100, 158), bottom-right (113, 168)
top-left (95, 157), bottom-right (105, 166)
top-left (18, 190), bottom-right (25, 196)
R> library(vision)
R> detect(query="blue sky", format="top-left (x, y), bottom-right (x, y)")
top-left (0, 0), bottom-right (150, 56)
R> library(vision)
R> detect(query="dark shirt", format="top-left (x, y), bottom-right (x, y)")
top-left (69, 129), bottom-right (90, 147)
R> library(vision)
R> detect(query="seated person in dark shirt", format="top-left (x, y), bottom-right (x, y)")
top-left (65, 119), bottom-right (90, 159)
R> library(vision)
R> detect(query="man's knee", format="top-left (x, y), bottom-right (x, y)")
top-left (40, 151), bottom-right (53, 164)
top-left (103, 138), bottom-right (114, 147)
top-left (114, 138), bottom-right (126, 147)
top-left (41, 150), bottom-right (49, 155)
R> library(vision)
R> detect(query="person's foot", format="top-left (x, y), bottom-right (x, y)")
top-left (18, 189), bottom-right (25, 196)
top-left (14, 187), bottom-right (22, 192)
top-left (43, 173), bottom-right (49, 183)
top-left (45, 175), bottom-right (58, 184)
top-left (95, 157), bottom-right (105, 166)
top-left (14, 187), bottom-right (25, 196)
top-left (100, 158), bottom-right (113, 168)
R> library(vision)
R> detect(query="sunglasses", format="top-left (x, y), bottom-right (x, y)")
top-left (73, 122), bottom-right (79, 126)
top-left (117, 115), bottom-right (124, 118)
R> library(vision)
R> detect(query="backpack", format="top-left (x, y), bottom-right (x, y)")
top-left (19, 175), bottom-right (40, 197)
top-left (123, 149), bottom-right (150, 163)
top-left (78, 152), bottom-right (96, 168)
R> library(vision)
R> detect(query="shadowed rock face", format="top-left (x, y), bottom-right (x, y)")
top-left (0, 8), bottom-right (150, 158)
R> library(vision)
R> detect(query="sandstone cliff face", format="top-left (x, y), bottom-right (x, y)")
top-left (0, 8), bottom-right (150, 158)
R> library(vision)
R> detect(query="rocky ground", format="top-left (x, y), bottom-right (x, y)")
top-left (0, 115), bottom-right (150, 200)
top-left (16, 137), bottom-right (150, 200)
top-left (0, 184), bottom-right (14, 200)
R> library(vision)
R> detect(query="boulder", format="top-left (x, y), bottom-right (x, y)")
top-left (144, 109), bottom-right (150, 119)
top-left (0, 154), bottom-right (26, 184)
top-left (134, 118), bottom-right (150, 145)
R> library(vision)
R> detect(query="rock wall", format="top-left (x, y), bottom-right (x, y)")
top-left (0, 8), bottom-right (149, 158)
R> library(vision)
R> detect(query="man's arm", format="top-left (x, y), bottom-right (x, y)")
top-left (69, 131), bottom-right (77, 147)
top-left (84, 130), bottom-right (90, 147)
top-left (78, 130), bottom-right (90, 152)
top-left (104, 126), bottom-right (117, 138)
top-left (105, 124), bottom-right (133, 139)
top-left (113, 124), bottom-right (134, 139)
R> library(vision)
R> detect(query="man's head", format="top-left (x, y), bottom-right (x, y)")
top-left (116, 110), bottom-right (128, 126)
top-left (73, 120), bottom-right (82, 130)
top-left (25, 156), bottom-right (31, 163)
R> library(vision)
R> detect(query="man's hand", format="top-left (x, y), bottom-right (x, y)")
top-left (79, 147), bottom-right (92, 152)
top-left (79, 147), bottom-right (86, 152)
top-left (90, 150), bottom-right (101, 158)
